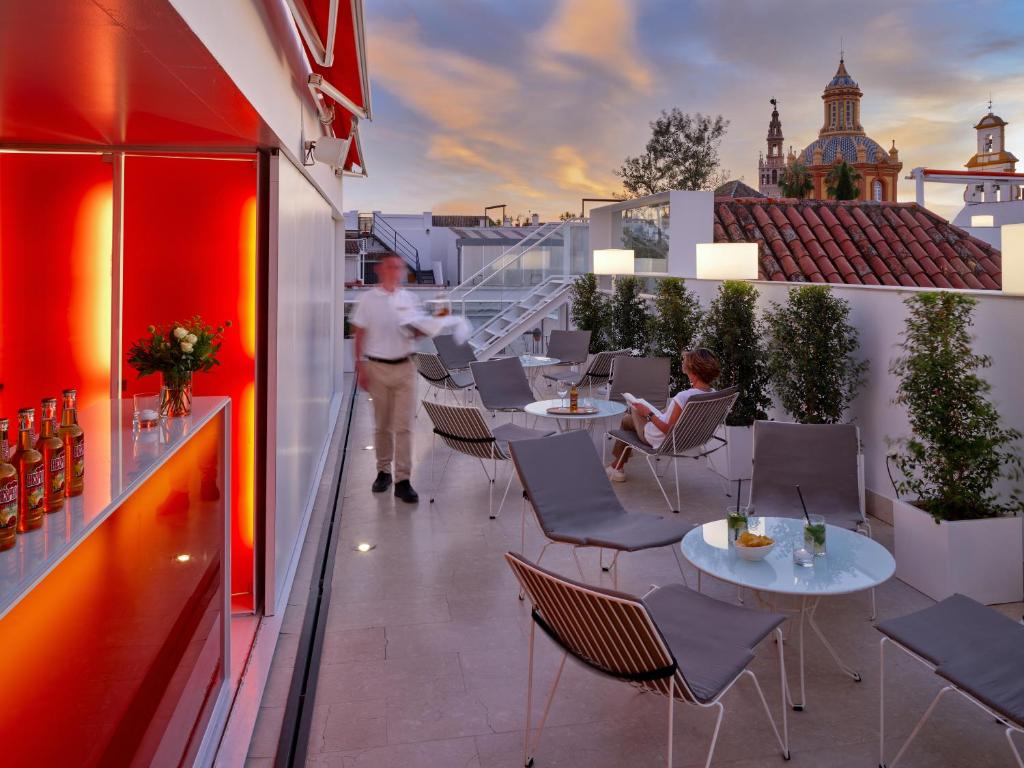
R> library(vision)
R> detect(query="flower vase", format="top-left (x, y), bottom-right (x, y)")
top-left (161, 372), bottom-right (193, 418)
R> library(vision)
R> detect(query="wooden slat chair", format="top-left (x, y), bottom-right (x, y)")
top-left (412, 352), bottom-right (474, 414)
top-left (506, 552), bottom-right (790, 768)
top-left (422, 400), bottom-right (553, 519)
top-left (607, 387), bottom-right (738, 514)
top-left (542, 347), bottom-right (631, 394)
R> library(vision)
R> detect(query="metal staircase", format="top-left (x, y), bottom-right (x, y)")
top-left (350, 213), bottom-right (434, 284)
top-left (468, 275), bottom-right (573, 360)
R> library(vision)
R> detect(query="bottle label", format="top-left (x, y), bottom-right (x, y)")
top-left (0, 480), bottom-right (16, 528)
top-left (25, 465), bottom-right (43, 510)
top-left (72, 436), bottom-right (85, 479)
top-left (47, 453), bottom-right (65, 494)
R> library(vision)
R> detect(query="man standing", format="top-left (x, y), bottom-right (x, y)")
top-left (350, 254), bottom-right (420, 503)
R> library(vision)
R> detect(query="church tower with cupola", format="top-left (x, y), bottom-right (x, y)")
top-left (966, 108), bottom-right (1018, 173)
top-left (758, 98), bottom-right (786, 197)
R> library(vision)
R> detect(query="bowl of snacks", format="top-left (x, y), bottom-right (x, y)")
top-left (734, 531), bottom-right (775, 561)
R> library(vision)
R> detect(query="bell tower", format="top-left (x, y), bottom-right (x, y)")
top-left (758, 98), bottom-right (786, 197)
top-left (967, 105), bottom-right (1017, 173)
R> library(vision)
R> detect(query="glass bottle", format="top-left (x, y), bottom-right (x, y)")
top-left (12, 408), bottom-right (44, 532)
top-left (0, 418), bottom-right (17, 551)
top-left (569, 383), bottom-right (579, 412)
top-left (36, 398), bottom-right (65, 512)
top-left (59, 389), bottom-right (85, 496)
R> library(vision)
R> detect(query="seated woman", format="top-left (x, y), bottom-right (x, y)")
top-left (608, 348), bottom-right (720, 482)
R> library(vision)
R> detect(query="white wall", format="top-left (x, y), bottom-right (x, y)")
top-left (667, 191), bottom-right (714, 277)
top-left (268, 156), bottom-right (340, 612)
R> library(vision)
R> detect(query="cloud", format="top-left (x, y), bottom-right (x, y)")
top-left (547, 145), bottom-right (615, 195)
top-left (535, 0), bottom-right (653, 92)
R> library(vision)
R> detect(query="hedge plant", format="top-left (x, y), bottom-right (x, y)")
top-left (890, 292), bottom-right (1022, 521)
top-left (648, 277), bottom-right (702, 393)
top-left (568, 273), bottom-right (610, 353)
top-left (608, 275), bottom-right (650, 353)
top-left (765, 285), bottom-right (867, 424)
top-left (700, 280), bottom-right (770, 426)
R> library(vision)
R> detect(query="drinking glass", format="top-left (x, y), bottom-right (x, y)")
top-left (133, 392), bottom-right (161, 429)
top-left (726, 506), bottom-right (750, 543)
top-left (556, 388), bottom-right (568, 409)
top-left (804, 514), bottom-right (827, 556)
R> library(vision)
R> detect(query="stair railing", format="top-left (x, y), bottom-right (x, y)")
top-left (371, 212), bottom-right (420, 273)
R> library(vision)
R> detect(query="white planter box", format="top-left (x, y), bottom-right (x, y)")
top-left (343, 338), bottom-right (356, 373)
top-left (708, 425), bottom-right (753, 481)
top-left (893, 499), bottom-right (1023, 605)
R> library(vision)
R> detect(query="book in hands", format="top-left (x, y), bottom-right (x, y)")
top-left (622, 393), bottom-right (663, 419)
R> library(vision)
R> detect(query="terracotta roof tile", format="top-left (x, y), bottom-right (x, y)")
top-left (711, 198), bottom-right (1002, 289)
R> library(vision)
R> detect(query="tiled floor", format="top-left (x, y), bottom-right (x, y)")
top-left (250, 387), bottom-right (1024, 767)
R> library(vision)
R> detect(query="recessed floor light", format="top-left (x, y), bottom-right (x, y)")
top-left (354, 542), bottom-right (375, 553)
top-left (363, 445), bottom-right (374, 450)
top-left (175, 554), bottom-right (191, 563)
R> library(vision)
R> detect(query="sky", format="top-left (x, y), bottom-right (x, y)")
top-left (350, 0), bottom-right (1024, 222)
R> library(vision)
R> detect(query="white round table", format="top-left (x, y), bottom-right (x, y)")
top-left (518, 355), bottom-right (560, 369)
top-left (681, 516), bottom-right (895, 710)
top-left (524, 398), bottom-right (626, 431)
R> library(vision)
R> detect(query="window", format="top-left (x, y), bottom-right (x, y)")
top-left (830, 103), bottom-right (837, 128)
top-left (845, 101), bottom-right (853, 128)
top-left (772, 169), bottom-right (778, 184)
top-left (872, 180), bottom-right (883, 201)
top-left (985, 134), bottom-right (994, 152)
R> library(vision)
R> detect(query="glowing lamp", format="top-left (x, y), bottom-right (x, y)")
top-left (1002, 224), bottom-right (1024, 295)
top-left (592, 249), bottom-right (635, 275)
top-left (696, 243), bottom-right (759, 280)
top-left (971, 214), bottom-right (995, 227)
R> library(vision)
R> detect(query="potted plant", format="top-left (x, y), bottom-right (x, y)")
top-left (700, 280), bottom-right (771, 480)
top-left (569, 273), bottom-right (610, 353)
top-left (608, 275), bottom-right (650, 354)
top-left (127, 316), bottom-right (231, 417)
top-left (648, 277), bottom-right (702, 394)
top-left (889, 292), bottom-right (1023, 604)
top-left (765, 285), bottom-right (867, 424)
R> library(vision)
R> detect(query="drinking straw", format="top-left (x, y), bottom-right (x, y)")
top-left (736, 478), bottom-right (742, 513)
top-left (796, 484), bottom-right (812, 524)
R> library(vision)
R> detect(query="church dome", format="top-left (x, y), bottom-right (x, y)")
top-left (802, 135), bottom-right (886, 166)
top-left (825, 58), bottom-right (858, 90)
top-left (974, 112), bottom-right (1007, 129)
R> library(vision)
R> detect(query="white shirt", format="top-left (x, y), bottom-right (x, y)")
top-left (644, 387), bottom-right (714, 450)
top-left (350, 287), bottom-right (420, 360)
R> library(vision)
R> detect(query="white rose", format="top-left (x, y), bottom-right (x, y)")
top-left (180, 342), bottom-right (194, 353)
top-left (173, 327), bottom-right (187, 339)
top-left (185, 333), bottom-right (198, 344)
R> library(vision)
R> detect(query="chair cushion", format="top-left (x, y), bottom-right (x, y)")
top-left (608, 428), bottom-right (652, 453)
top-left (582, 514), bottom-right (693, 551)
top-left (645, 584), bottom-right (785, 703)
top-left (876, 593), bottom-right (1024, 666)
top-left (492, 423), bottom-right (555, 443)
top-left (450, 370), bottom-right (474, 389)
top-left (936, 633), bottom-right (1024, 727)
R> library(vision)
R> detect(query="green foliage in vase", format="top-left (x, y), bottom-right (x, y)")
top-left (700, 280), bottom-right (771, 426)
top-left (569, 273), bottom-right (611, 353)
top-left (648, 277), bottom-right (702, 393)
top-left (608, 276), bottom-right (651, 354)
top-left (890, 292), bottom-right (1022, 521)
top-left (765, 285), bottom-right (867, 424)
top-left (128, 315), bottom-right (231, 386)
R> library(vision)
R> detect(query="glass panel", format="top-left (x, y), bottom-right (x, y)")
top-left (619, 202), bottom-right (670, 273)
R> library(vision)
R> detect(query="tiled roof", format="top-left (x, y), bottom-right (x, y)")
top-left (802, 134), bottom-right (886, 165)
top-left (715, 179), bottom-right (765, 198)
top-left (712, 198), bottom-right (1002, 290)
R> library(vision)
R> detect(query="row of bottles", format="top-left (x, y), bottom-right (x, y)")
top-left (0, 390), bottom-right (85, 552)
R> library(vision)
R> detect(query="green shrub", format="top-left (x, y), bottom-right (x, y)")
top-left (569, 273), bottom-right (610, 353)
top-left (648, 278), bottom-right (702, 393)
top-left (700, 280), bottom-right (770, 426)
top-left (608, 276), bottom-right (650, 353)
top-left (890, 292), bottom-right (1022, 521)
top-left (765, 285), bottom-right (867, 423)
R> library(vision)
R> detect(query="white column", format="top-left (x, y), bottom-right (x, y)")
top-left (668, 190), bottom-right (714, 278)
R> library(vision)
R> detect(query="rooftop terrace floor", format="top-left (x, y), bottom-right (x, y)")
top-left (249, 388), bottom-right (1023, 767)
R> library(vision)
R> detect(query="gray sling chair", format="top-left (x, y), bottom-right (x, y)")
top-left (471, 356), bottom-right (536, 418)
top-left (606, 387), bottom-right (739, 515)
top-left (432, 333), bottom-right (477, 371)
top-left (412, 353), bottom-right (475, 415)
top-left (607, 355), bottom-right (671, 409)
top-left (544, 329), bottom-right (591, 367)
top-left (509, 429), bottom-right (692, 591)
top-left (506, 552), bottom-right (791, 768)
top-left (422, 400), bottom-right (553, 519)
top-left (541, 347), bottom-right (631, 395)
top-left (876, 594), bottom-right (1024, 768)
top-left (748, 420), bottom-right (876, 618)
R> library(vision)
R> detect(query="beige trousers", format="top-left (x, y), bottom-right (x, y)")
top-left (611, 409), bottom-right (651, 467)
top-left (365, 359), bottom-right (416, 482)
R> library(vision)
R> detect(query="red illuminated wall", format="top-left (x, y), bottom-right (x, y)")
top-left (0, 411), bottom-right (226, 767)
top-left (0, 153), bottom-right (113, 415)
top-left (122, 155), bottom-right (257, 605)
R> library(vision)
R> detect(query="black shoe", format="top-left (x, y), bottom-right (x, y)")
top-left (371, 471), bottom-right (392, 493)
top-left (394, 480), bottom-right (419, 504)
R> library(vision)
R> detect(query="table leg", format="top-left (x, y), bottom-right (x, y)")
top-left (784, 596), bottom-right (862, 712)
top-left (808, 597), bottom-right (863, 682)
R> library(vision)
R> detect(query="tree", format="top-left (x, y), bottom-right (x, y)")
top-left (826, 161), bottom-right (861, 200)
top-left (558, 210), bottom-right (577, 221)
top-left (648, 278), bottom-right (703, 393)
top-left (569, 274), bottom-right (611, 354)
top-left (778, 160), bottom-right (814, 199)
top-left (615, 110), bottom-right (730, 197)
top-left (700, 281), bottom-right (771, 426)
top-left (608, 276), bottom-right (650, 353)
top-left (890, 292), bottom-right (1022, 521)
top-left (765, 285), bottom-right (868, 424)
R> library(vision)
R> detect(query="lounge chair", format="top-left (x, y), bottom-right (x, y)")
top-left (876, 594), bottom-right (1024, 767)
top-left (506, 552), bottom-right (791, 768)
top-left (412, 352), bottom-right (474, 413)
top-left (606, 387), bottom-right (738, 514)
top-left (433, 333), bottom-right (477, 371)
top-left (471, 356), bottom-right (536, 417)
top-left (422, 400), bottom-right (553, 519)
top-left (607, 355), bottom-right (671, 409)
top-left (542, 347), bottom-right (631, 394)
top-left (544, 329), bottom-right (591, 366)
top-left (509, 429), bottom-right (692, 589)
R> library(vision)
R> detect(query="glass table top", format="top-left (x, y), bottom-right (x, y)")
top-left (524, 398), bottom-right (627, 419)
top-left (518, 355), bottom-right (560, 368)
top-left (681, 517), bottom-right (895, 596)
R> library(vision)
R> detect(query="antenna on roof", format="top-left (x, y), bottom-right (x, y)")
top-left (988, 92), bottom-right (993, 112)
top-left (840, 37), bottom-right (844, 62)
